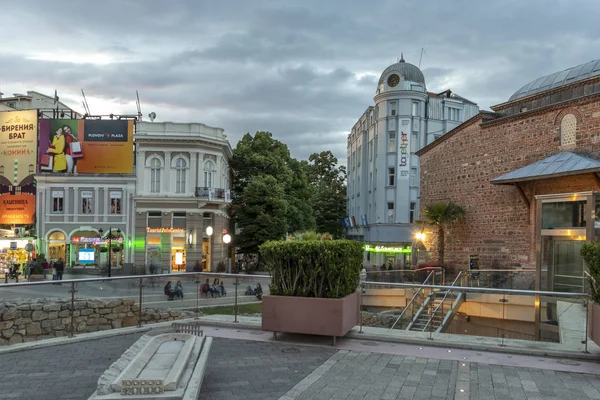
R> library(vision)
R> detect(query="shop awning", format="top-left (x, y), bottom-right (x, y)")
top-left (490, 151), bottom-right (600, 185)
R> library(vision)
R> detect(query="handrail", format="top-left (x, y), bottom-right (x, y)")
top-left (390, 270), bottom-right (435, 329)
top-left (423, 271), bottom-right (463, 332)
top-left (362, 280), bottom-right (588, 299)
top-left (0, 271), bottom-right (271, 289)
top-left (367, 267), bottom-right (443, 274)
top-left (468, 269), bottom-right (536, 273)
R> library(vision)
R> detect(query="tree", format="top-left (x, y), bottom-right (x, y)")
top-left (285, 158), bottom-right (316, 234)
top-left (234, 175), bottom-right (288, 254)
top-left (305, 151), bottom-right (347, 238)
top-left (421, 202), bottom-right (466, 265)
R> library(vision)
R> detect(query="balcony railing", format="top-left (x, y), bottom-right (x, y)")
top-left (194, 187), bottom-right (234, 202)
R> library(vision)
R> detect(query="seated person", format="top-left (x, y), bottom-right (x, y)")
top-left (173, 280), bottom-right (184, 299)
top-left (164, 281), bottom-right (175, 300)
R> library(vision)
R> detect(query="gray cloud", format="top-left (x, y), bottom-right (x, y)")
top-left (1, 0), bottom-right (599, 163)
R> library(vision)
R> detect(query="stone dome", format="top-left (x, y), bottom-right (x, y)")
top-left (378, 55), bottom-right (426, 86)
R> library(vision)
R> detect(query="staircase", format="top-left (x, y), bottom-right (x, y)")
top-left (407, 290), bottom-right (463, 332)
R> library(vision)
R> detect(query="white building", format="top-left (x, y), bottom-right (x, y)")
top-left (134, 121), bottom-right (233, 273)
top-left (0, 90), bottom-right (82, 118)
top-left (346, 56), bottom-right (479, 268)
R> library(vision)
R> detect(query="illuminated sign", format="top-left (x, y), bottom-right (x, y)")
top-left (146, 227), bottom-right (185, 234)
top-left (71, 237), bottom-right (123, 245)
top-left (363, 244), bottom-right (412, 254)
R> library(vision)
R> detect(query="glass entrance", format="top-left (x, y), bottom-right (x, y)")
top-left (552, 240), bottom-right (585, 293)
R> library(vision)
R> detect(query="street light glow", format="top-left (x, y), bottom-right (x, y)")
top-left (206, 226), bottom-right (213, 236)
top-left (223, 234), bottom-right (231, 244)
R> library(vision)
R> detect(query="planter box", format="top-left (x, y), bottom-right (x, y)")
top-left (588, 301), bottom-right (600, 346)
top-left (262, 291), bottom-right (359, 339)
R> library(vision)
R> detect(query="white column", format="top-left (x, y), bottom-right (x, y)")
top-left (94, 187), bottom-right (99, 222)
top-left (198, 153), bottom-right (204, 187)
top-left (63, 186), bottom-right (69, 223)
top-left (104, 187), bottom-right (109, 223)
top-left (190, 152), bottom-right (197, 195)
top-left (138, 151), bottom-right (146, 195)
top-left (164, 152), bottom-right (171, 193)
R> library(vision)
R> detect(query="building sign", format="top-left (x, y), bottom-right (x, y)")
top-left (146, 227), bottom-right (185, 234)
top-left (38, 119), bottom-right (134, 174)
top-left (81, 191), bottom-right (93, 198)
top-left (363, 244), bottom-right (411, 254)
top-left (0, 110), bottom-right (38, 225)
top-left (72, 237), bottom-right (123, 245)
top-left (398, 131), bottom-right (409, 180)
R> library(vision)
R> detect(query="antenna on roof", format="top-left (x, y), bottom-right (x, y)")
top-left (135, 90), bottom-right (142, 121)
top-left (418, 48), bottom-right (427, 69)
top-left (81, 89), bottom-right (91, 115)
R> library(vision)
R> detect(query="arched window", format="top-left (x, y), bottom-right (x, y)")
top-left (175, 158), bottom-right (187, 193)
top-left (561, 114), bottom-right (577, 146)
top-left (150, 158), bottom-right (161, 193)
top-left (204, 161), bottom-right (215, 188)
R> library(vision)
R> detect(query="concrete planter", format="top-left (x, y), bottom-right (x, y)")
top-left (588, 301), bottom-right (600, 346)
top-left (262, 291), bottom-right (359, 343)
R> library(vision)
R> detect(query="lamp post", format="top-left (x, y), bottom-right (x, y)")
top-left (223, 233), bottom-right (232, 274)
top-left (205, 226), bottom-right (213, 271)
top-left (99, 227), bottom-right (121, 278)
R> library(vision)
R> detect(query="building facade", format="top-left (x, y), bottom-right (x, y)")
top-left (417, 58), bottom-right (600, 294)
top-left (36, 174), bottom-right (136, 268)
top-left (346, 56), bottom-right (479, 268)
top-left (134, 121), bottom-right (233, 273)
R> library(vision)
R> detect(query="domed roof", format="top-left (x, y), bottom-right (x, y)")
top-left (509, 59), bottom-right (600, 101)
top-left (378, 54), bottom-right (425, 85)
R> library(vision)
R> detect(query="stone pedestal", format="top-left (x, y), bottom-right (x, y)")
top-left (89, 333), bottom-right (211, 400)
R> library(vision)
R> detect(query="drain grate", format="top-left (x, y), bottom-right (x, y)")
top-left (558, 360), bottom-right (581, 366)
top-left (361, 341), bottom-right (380, 346)
top-left (282, 347), bottom-right (300, 354)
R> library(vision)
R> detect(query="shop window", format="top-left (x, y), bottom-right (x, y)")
top-left (81, 191), bottom-right (93, 214)
top-left (410, 202), bottom-right (416, 223)
top-left (175, 158), bottom-right (187, 193)
top-left (388, 167), bottom-right (395, 186)
top-left (110, 191), bottom-right (122, 214)
top-left (147, 212), bottom-right (162, 229)
top-left (52, 190), bottom-right (64, 213)
top-left (388, 132), bottom-right (396, 152)
top-left (150, 158), bottom-right (161, 193)
top-left (561, 114), bottom-right (577, 146)
top-left (204, 161), bottom-right (215, 188)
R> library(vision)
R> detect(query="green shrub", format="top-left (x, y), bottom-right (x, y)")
top-left (260, 239), bottom-right (362, 299)
top-left (581, 243), bottom-right (600, 302)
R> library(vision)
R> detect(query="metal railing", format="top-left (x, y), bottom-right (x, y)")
top-left (366, 267), bottom-right (445, 286)
top-left (194, 187), bottom-right (234, 201)
top-left (459, 269), bottom-right (536, 290)
top-left (0, 271), bottom-right (270, 340)
top-left (422, 271), bottom-right (463, 333)
top-left (390, 270), bottom-right (435, 329)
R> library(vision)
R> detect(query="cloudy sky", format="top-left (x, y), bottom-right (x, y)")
top-left (1, 0), bottom-right (598, 163)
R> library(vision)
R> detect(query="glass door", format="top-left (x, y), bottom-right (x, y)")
top-left (553, 240), bottom-right (585, 293)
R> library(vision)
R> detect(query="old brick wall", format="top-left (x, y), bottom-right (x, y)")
top-left (419, 95), bottom-right (600, 270)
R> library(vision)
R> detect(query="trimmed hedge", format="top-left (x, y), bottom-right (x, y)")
top-left (581, 243), bottom-right (600, 303)
top-left (260, 239), bottom-right (362, 299)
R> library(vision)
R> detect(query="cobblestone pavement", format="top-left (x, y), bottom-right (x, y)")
top-left (0, 333), bottom-right (143, 400)
top-left (1, 329), bottom-right (600, 400)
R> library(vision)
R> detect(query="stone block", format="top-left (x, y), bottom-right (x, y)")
top-left (122, 316), bottom-right (137, 327)
top-left (14, 317), bottom-right (32, 326)
top-left (74, 301), bottom-right (87, 310)
top-left (113, 305), bottom-right (129, 313)
top-left (111, 320), bottom-right (123, 329)
top-left (29, 304), bottom-right (43, 311)
top-left (123, 300), bottom-right (135, 306)
top-left (21, 311), bottom-right (32, 318)
top-left (48, 311), bottom-right (59, 320)
top-left (2, 311), bottom-right (19, 320)
top-left (105, 314), bottom-right (119, 320)
top-left (80, 309), bottom-right (94, 316)
top-left (2, 329), bottom-right (14, 338)
top-left (16, 329), bottom-right (25, 336)
top-left (118, 313), bottom-right (127, 318)
top-left (132, 305), bottom-right (140, 312)
top-left (98, 324), bottom-right (112, 331)
top-left (31, 311), bottom-right (48, 322)
top-left (55, 330), bottom-right (67, 337)
top-left (106, 300), bottom-right (123, 308)
top-left (99, 309), bottom-right (111, 315)
top-left (76, 322), bottom-right (87, 332)
top-left (88, 318), bottom-right (109, 325)
top-left (169, 311), bottom-right (181, 317)
top-left (16, 304), bottom-right (30, 311)
top-left (42, 304), bottom-right (61, 312)
top-left (27, 322), bottom-right (42, 335)
top-left (58, 310), bottom-right (70, 318)
top-left (0, 320), bottom-right (14, 330)
top-left (42, 326), bottom-right (53, 334)
top-left (42, 319), bottom-right (63, 329)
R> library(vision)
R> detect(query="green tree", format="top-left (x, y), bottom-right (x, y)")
top-left (305, 151), bottom-right (347, 238)
top-left (285, 158), bottom-right (316, 234)
top-left (235, 175), bottom-right (289, 254)
top-left (581, 243), bottom-right (600, 302)
top-left (421, 202), bottom-right (466, 265)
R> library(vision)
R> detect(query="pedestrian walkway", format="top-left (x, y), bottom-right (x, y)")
top-left (0, 324), bottom-right (599, 399)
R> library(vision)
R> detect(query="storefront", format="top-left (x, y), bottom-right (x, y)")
top-left (0, 238), bottom-right (36, 271)
top-left (145, 227), bottom-right (187, 272)
top-left (363, 243), bottom-right (412, 269)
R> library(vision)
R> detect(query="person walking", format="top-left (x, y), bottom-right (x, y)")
top-left (43, 259), bottom-right (50, 280)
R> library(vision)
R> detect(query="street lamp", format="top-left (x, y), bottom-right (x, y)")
top-left (99, 227), bottom-right (121, 278)
top-left (222, 232), bottom-right (232, 273)
top-left (205, 226), bottom-right (213, 271)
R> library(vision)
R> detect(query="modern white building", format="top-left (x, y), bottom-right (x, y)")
top-left (346, 56), bottom-right (479, 268)
top-left (133, 121), bottom-right (233, 273)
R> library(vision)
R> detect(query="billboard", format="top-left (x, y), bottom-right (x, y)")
top-left (0, 110), bottom-right (38, 225)
top-left (39, 119), bottom-right (134, 174)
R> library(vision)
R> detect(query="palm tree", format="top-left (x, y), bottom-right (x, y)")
top-left (421, 202), bottom-right (466, 265)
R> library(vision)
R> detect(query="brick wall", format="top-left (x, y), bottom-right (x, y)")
top-left (419, 95), bottom-right (600, 270)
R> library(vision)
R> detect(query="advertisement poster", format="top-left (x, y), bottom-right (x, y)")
top-left (39, 119), bottom-right (134, 174)
top-left (0, 110), bottom-right (38, 225)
